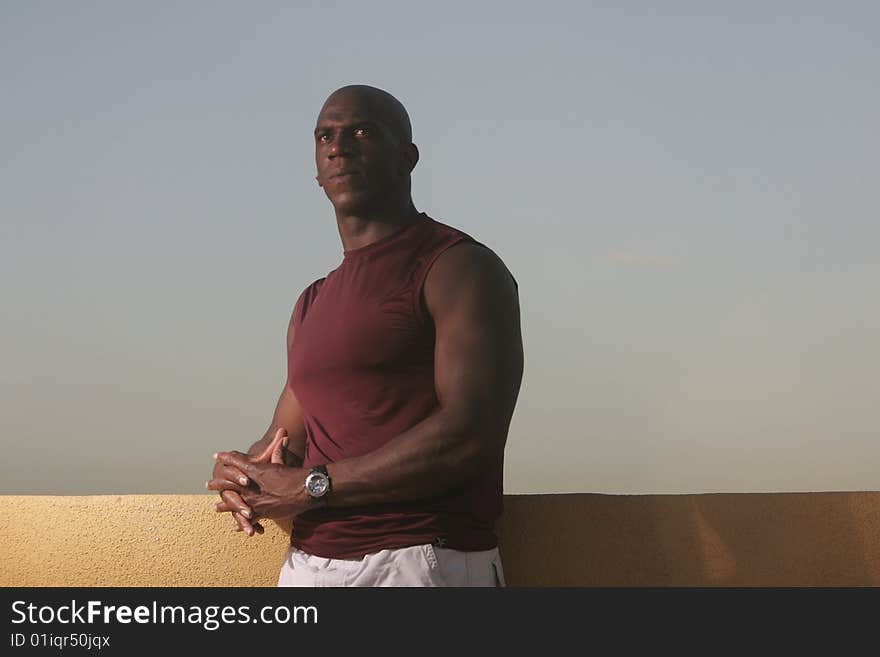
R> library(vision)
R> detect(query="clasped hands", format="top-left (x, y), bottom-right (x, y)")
top-left (207, 428), bottom-right (311, 536)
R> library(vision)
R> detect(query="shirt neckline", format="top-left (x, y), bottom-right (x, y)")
top-left (342, 213), bottom-right (429, 259)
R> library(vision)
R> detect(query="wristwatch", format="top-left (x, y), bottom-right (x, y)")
top-left (304, 465), bottom-right (332, 500)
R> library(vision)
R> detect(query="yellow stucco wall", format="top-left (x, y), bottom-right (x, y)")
top-left (3, 492), bottom-right (879, 586)
top-left (1, 496), bottom-right (291, 587)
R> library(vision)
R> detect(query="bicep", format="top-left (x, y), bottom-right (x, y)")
top-left (426, 243), bottom-right (524, 446)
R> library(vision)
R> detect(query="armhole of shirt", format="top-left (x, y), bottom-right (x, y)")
top-left (287, 277), bottom-right (325, 388)
top-left (296, 277), bottom-right (326, 324)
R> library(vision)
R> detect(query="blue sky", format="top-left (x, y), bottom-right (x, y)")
top-left (1, 1), bottom-right (878, 493)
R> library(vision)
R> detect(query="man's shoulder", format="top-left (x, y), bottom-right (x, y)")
top-left (291, 276), bottom-right (328, 318)
top-left (432, 240), bottom-right (517, 288)
top-left (426, 240), bottom-right (519, 309)
top-left (420, 214), bottom-right (508, 272)
top-left (302, 276), bottom-right (327, 295)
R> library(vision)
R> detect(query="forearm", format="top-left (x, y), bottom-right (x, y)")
top-left (246, 381), bottom-right (308, 463)
top-left (325, 410), bottom-right (505, 508)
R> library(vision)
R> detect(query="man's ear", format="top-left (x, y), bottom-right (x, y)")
top-left (399, 143), bottom-right (419, 175)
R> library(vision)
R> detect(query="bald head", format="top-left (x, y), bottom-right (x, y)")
top-left (313, 84), bottom-right (419, 216)
top-left (319, 85), bottom-right (413, 144)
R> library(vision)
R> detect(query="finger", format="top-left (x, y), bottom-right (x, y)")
top-left (206, 478), bottom-right (246, 493)
top-left (221, 464), bottom-right (250, 487)
top-left (219, 490), bottom-right (253, 519)
top-left (213, 459), bottom-right (249, 485)
top-left (254, 428), bottom-right (287, 464)
top-left (233, 511), bottom-right (255, 537)
top-left (238, 515), bottom-right (264, 535)
top-left (215, 500), bottom-right (253, 519)
top-left (271, 434), bottom-right (289, 465)
top-left (214, 451), bottom-right (254, 473)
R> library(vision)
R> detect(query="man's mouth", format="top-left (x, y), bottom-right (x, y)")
top-left (329, 171), bottom-right (360, 180)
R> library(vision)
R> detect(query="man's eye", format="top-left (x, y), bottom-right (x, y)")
top-left (354, 127), bottom-right (368, 137)
top-left (317, 133), bottom-right (331, 143)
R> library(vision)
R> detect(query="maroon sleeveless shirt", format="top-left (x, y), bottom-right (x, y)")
top-left (287, 213), bottom-right (503, 559)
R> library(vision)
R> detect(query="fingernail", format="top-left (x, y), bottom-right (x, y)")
top-left (204, 481), bottom-right (210, 489)
top-left (239, 477), bottom-right (248, 486)
top-left (241, 509), bottom-right (251, 518)
top-left (212, 453), bottom-right (218, 460)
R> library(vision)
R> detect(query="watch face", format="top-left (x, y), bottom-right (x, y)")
top-left (306, 472), bottom-right (329, 497)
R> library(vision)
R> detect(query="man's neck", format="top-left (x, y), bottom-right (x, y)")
top-left (335, 198), bottom-right (420, 253)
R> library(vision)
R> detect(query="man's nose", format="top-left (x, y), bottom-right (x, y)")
top-left (328, 132), bottom-right (355, 158)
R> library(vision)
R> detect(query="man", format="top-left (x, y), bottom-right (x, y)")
top-left (207, 85), bottom-right (523, 586)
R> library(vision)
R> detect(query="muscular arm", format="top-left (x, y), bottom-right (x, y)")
top-left (214, 243), bottom-right (523, 518)
top-left (326, 242), bottom-right (523, 506)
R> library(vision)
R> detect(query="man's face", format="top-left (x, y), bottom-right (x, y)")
top-left (314, 92), bottom-right (404, 214)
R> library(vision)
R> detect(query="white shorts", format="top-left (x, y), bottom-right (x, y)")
top-left (277, 544), bottom-right (506, 587)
